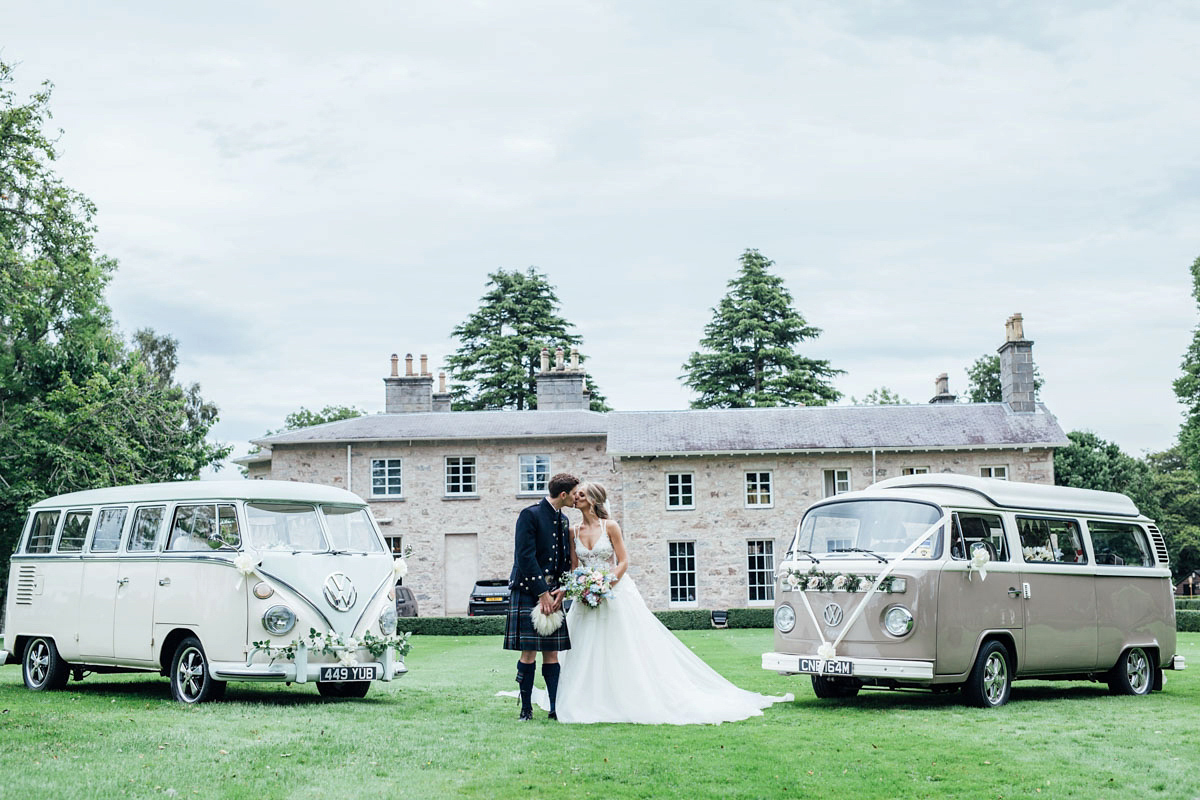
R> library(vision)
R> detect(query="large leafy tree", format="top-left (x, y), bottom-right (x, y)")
top-left (1174, 255), bottom-right (1200, 478)
top-left (446, 267), bottom-right (608, 411)
top-left (681, 249), bottom-right (842, 408)
top-left (1144, 447), bottom-right (1200, 581)
top-left (0, 61), bottom-right (228, 593)
top-left (850, 387), bottom-right (908, 405)
top-left (964, 354), bottom-right (1044, 403)
top-left (1054, 431), bottom-right (1156, 512)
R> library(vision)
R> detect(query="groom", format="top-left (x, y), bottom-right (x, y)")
top-left (503, 472), bottom-right (579, 720)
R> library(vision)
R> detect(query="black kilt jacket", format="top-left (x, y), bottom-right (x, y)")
top-left (508, 498), bottom-right (570, 599)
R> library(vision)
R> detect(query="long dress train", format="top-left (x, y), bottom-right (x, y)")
top-left (502, 530), bottom-right (792, 724)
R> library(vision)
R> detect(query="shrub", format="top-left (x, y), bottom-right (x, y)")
top-left (653, 610), bottom-right (712, 630)
top-left (1177, 609), bottom-right (1200, 633)
top-left (1176, 598), bottom-right (1200, 611)
top-left (404, 616), bottom-right (506, 636)
top-left (726, 608), bottom-right (774, 629)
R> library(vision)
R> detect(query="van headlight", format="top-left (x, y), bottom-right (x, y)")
top-left (379, 604), bottom-right (398, 635)
top-left (775, 604), bottom-right (796, 633)
top-left (883, 606), bottom-right (914, 637)
top-left (262, 605), bottom-right (297, 635)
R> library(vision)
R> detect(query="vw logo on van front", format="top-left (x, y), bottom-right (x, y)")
top-left (323, 572), bottom-right (357, 612)
top-left (823, 602), bottom-right (844, 627)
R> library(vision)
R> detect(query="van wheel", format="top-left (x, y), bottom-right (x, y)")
top-left (170, 637), bottom-right (227, 704)
top-left (964, 640), bottom-right (1012, 708)
top-left (1107, 647), bottom-right (1153, 696)
top-left (23, 638), bottom-right (70, 691)
top-left (811, 675), bottom-right (862, 699)
top-left (316, 681), bottom-right (371, 699)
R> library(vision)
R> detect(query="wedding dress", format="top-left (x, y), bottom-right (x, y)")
top-left (516, 529), bottom-right (792, 724)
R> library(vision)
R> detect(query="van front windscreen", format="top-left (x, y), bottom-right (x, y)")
top-left (321, 506), bottom-right (386, 553)
top-left (794, 500), bottom-right (943, 559)
top-left (246, 502), bottom-right (328, 552)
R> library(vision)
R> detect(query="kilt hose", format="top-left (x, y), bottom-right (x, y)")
top-left (502, 590), bottom-right (571, 652)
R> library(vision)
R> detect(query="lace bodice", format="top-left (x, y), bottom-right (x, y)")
top-left (575, 526), bottom-right (614, 568)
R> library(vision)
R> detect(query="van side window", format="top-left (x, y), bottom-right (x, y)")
top-left (127, 507), bottom-right (165, 552)
top-left (217, 504), bottom-right (241, 549)
top-left (1018, 517), bottom-right (1087, 564)
top-left (169, 505), bottom-right (216, 551)
top-left (25, 511), bottom-right (60, 554)
top-left (952, 513), bottom-right (1009, 561)
top-left (57, 510), bottom-right (92, 552)
top-left (1089, 521), bottom-right (1153, 566)
top-left (91, 507), bottom-right (128, 552)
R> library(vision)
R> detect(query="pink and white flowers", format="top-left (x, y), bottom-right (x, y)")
top-left (561, 566), bottom-right (617, 608)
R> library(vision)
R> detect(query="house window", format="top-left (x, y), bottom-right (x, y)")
top-left (518, 455), bottom-right (550, 494)
top-left (371, 458), bottom-right (403, 497)
top-left (981, 465), bottom-right (1008, 480)
top-left (823, 469), bottom-right (851, 497)
top-left (666, 473), bottom-right (694, 509)
top-left (745, 472), bottom-right (773, 507)
top-left (747, 540), bottom-right (775, 603)
top-left (445, 457), bottom-right (477, 495)
top-left (669, 541), bottom-right (696, 604)
top-left (902, 467), bottom-right (929, 475)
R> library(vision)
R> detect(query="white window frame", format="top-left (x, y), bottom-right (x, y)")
top-left (902, 466), bottom-right (930, 476)
top-left (980, 465), bottom-right (1009, 480)
top-left (668, 540), bottom-right (697, 607)
top-left (445, 456), bottom-right (478, 496)
top-left (666, 472), bottom-right (695, 510)
top-left (823, 468), bottom-right (851, 497)
top-left (371, 458), bottom-right (404, 498)
top-left (746, 539), bottom-right (775, 605)
top-left (744, 471), bottom-right (773, 508)
top-left (518, 454), bottom-right (550, 496)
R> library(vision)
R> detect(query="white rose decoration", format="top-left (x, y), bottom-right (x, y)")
top-left (817, 642), bottom-right (837, 660)
top-left (806, 576), bottom-right (822, 591)
top-left (393, 557), bottom-right (409, 580)
top-left (832, 574), bottom-right (848, 591)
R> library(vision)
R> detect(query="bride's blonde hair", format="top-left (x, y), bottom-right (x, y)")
top-left (579, 482), bottom-right (609, 520)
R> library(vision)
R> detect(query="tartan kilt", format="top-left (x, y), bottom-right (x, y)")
top-left (502, 590), bottom-right (571, 652)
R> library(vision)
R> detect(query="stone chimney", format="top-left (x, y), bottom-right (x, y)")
top-left (929, 372), bottom-right (957, 404)
top-left (536, 346), bottom-right (589, 411)
top-left (998, 314), bottom-right (1036, 413)
top-left (384, 352), bottom-right (434, 413)
top-left (432, 371), bottom-right (452, 412)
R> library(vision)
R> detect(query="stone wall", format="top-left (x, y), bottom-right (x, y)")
top-left (615, 448), bottom-right (1057, 611)
top-left (260, 441), bottom-right (1055, 614)
top-left (266, 436), bottom-right (614, 616)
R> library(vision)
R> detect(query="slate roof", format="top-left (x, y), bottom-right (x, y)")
top-left (605, 403), bottom-right (1068, 456)
top-left (253, 410), bottom-right (608, 446)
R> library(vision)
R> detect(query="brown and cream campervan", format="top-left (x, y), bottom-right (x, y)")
top-left (763, 474), bottom-right (1184, 707)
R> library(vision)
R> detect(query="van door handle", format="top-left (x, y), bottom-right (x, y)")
top-left (159, 578), bottom-right (171, 586)
top-left (1007, 587), bottom-right (1021, 598)
top-left (117, 577), bottom-right (129, 587)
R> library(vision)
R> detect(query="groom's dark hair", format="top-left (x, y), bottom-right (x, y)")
top-left (547, 473), bottom-right (580, 498)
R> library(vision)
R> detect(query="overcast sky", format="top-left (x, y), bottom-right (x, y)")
top-left (6, 1), bottom-right (1200, 474)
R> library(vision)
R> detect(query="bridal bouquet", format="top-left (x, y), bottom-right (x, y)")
top-left (561, 565), bottom-right (617, 609)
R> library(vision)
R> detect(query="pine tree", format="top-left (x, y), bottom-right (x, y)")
top-left (681, 249), bottom-right (842, 408)
top-left (1175, 256), bottom-right (1200, 477)
top-left (446, 268), bottom-right (608, 411)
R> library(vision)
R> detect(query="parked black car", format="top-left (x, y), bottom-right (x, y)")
top-left (468, 579), bottom-right (511, 616)
top-left (396, 584), bottom-right (419, 618)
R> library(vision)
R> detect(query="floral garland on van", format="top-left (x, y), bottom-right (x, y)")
top-left (777, 567), bottom-right (902, 594)
top-left (252, 628), bottom-right (412, 666)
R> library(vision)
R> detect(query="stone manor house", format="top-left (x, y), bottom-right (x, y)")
top-left (236, 315), bottom-right (1068, 616)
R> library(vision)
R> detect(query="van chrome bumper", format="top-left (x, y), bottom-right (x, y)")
top-left (211, 659), bottom-right (407, 683)
top-left (1167, 654), bottom-right (1186, 670)
top-left (762, 651), bottom-right (934, 681)
top-left (0, 648), bottom-right (9, 666)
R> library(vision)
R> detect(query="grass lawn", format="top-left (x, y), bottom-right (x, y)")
top-left (0, 631), bottom-right (1197, 799)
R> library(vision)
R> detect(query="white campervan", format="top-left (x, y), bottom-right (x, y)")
top-left (764, 474), bottom-right (1184, 707)
top-left (1, 481), bottom-right (408, 703)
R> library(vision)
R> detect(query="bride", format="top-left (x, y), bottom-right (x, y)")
top-left (547, 481), bottom-right (792, 724)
